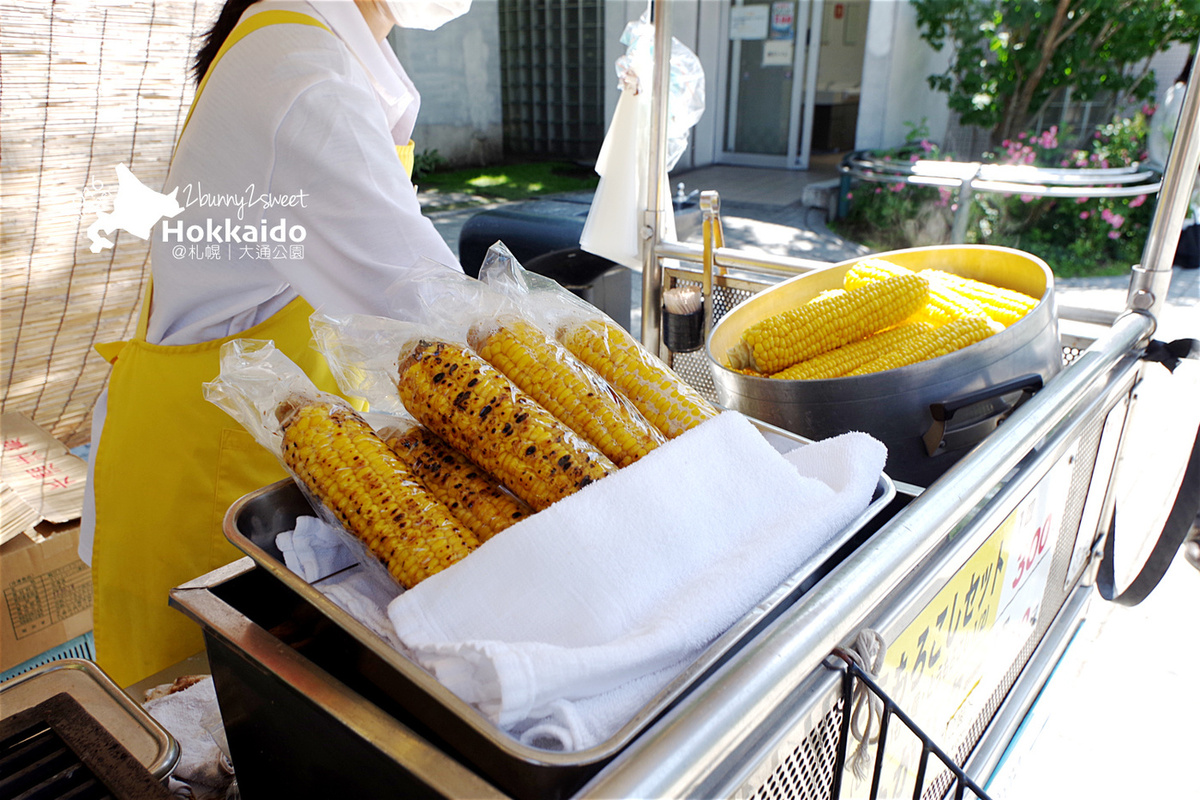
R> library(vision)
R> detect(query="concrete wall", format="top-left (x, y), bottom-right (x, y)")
top-left (856, 0), bottom-right (950, 151)
top-left (389, 2), bottom-right (503, 167)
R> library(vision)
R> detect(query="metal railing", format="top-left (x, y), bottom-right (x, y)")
top-left (839, 151), bottom-right (1162, 245)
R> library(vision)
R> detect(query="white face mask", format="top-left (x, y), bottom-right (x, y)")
top-left (383, 0), bottom-right (472, 31)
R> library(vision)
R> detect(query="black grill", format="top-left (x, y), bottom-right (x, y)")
top-left (0, 693), bottom-right (169, 800)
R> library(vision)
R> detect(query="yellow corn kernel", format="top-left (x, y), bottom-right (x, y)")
top-left (846, 315), bottom-right (1000, 375)
top-left (557, 317), bottom-right (720, 439)
top-left (277, 398), bottom-right (479, 589)
top-left (397, 339), bottom-right (616, 511)
top-left (728, 273), bottom-right (930, 374)
top-left (845, 258), bottom-right (988, 327)
top-left (469, 316), bottom-right (666, 467)
top-left (383, 424), bottom-right (532, 543)
top-left (927, 270), bottom-right (1038, 326)
top-left (770, 321), bottom-right (935, 380)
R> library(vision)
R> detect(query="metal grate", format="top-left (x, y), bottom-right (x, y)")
top-left (0, 693), bottom-right (170, 800)
top-left (498, 0), bottom-right (605, 159)
top-left (664, 269), bottom-right (775, 403)
top-left (748, 701), bottom-right (846, 800)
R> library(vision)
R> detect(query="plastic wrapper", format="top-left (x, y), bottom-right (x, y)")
top-left (394, 337), bottom-right (617, 511)
top-left (375, 420), bottom-right (533, 543)
top-left (478, 242), bottom-right (720, 439)
top-left (203, 339), bottom-right (479, 592)
top-left (466, 313), bottom-right (667, 468)
top-left (315, 252), bottom-right (665, 470)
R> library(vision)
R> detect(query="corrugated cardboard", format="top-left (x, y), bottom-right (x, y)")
top-left (1, 413), bottom-right (92, 671)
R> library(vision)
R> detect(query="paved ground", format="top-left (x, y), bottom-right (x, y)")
top-left (422, 166), bottom-right (1200, 798)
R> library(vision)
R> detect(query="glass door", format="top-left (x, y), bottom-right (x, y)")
top-left (721, 0), bottom-right (823, 169)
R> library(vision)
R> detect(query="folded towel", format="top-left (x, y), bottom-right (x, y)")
top-left (276, 515), bottom-right (356, 581)
top-left (276, 517), bottom-right (401, 646)
top-left (388, 411), bottom-right (886, 751)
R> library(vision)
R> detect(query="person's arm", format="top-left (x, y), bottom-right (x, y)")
top-left (266, 70), bottom-right (461, 318)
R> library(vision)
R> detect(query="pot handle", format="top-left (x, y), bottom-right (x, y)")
top-left (922, 374), bottom-right (1044, 457)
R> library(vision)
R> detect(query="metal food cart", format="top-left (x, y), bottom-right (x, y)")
top-left (169, 4), bottom-right (1200, 799)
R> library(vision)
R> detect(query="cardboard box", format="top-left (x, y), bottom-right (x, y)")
top-left (1, 413), bottom-right (92, 672)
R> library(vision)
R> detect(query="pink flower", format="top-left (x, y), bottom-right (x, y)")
top-left (1020, 194), bottom-right (1035, 203)
top-left (875, 187), bottom-right (882, 194)
top-left (890, 183), bottom-right (904, 193)
top-left (1108, 231), bottom-right (1121, 239)
top-left (920, 139), bottom-right (934, 153)
top-left (1018, 132), bottom-right (1027, 140)
top-left (1128, 194), bottom-right (1147, 208)
top-left (1080, 211), bottom-right (1090, 219)
top-left (1109, 213), bottom-right (1125, 228)
top-left (845, 191), bottom-right (854, 200)
top-left (1076, 196), bottom-right (1089, 204)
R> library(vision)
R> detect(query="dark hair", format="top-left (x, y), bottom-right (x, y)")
top-left (193, 0), bottom-right (263, 84)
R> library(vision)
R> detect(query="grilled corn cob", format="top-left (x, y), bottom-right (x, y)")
top-left (845, 315), bottom-right (1000, 376)
top-left (928, 271), bottom-right (1038, 326)
top-left (469, 316), bottom-right (666, 467)
top-left (770, 321), bottom-right (935, 380)
top-left (844, 259), bottom-right (987, 326)
top-left (556, 317), bottom-right (720, 439)
top-left (277, 398), bottom-right (479, 588)
top-left (727, 273), bottom-right (930, 374)
top-left (397, 339), bottom-right (616, 511)
top-left (382, 424), bottom-right (532, 543)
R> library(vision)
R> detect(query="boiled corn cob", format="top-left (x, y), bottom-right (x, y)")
top-left (397, 339), bottom-right (616, 511)
top-left (927, 270), bottom-right (1038, 326)
top-left (845, 315), bottom-right (1000, 376)
top-left (382, 424), bottom-right (532, 543)
top-left (770, 321), bottom-right (935, 380)
top-left (727, 273), bottom-right (930, 374)
top-left (469, 315), bottom-right (666, 467)
top-left (844, 259), bottom-right (987, 327)
top-left (277, 398), bottom-right (479, 588)
top-left (556, 317), bottom-right (720, 439)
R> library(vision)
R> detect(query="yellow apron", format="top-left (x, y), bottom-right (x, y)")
top-left (91, 9), bottom-right (409, 687)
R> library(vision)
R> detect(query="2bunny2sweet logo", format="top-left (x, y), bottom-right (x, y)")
top-left (82, 164), bottom-right (309, 260)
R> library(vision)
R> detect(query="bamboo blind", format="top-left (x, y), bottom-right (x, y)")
top-left (1, 0), bottom-right (220, 448)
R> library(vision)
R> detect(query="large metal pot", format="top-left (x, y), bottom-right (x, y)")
top-left (707, 245), bottom-right (1061, 487)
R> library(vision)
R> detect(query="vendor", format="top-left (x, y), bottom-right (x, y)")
top-left (80, 0), bottom-right (471, 687)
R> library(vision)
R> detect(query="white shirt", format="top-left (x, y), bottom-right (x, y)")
top-left (80, 0), bottom-right (459, 561)
top-left (148, 0), bottom-right (459, 345)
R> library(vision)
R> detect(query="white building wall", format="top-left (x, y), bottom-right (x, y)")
top-left (856, 0), bottom-right (950, 151)
top-left (389, 2), bottom-right (504, 167)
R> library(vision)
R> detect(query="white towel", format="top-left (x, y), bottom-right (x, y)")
top-left (276, 517), bottom-right (402, 646)
top-left (387, 411), bottom-right (886, 751)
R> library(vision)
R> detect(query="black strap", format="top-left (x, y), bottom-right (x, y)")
top-left (1141, 337), bottom-right (1200, 373)
top-left (1098, 424), bottom-right (1200, 606)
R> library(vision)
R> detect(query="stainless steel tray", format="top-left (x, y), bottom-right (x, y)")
top-left (220, 419), bottom-right (895, 796)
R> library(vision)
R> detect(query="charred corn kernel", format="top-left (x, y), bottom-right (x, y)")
top-left (383, 424), bottom-right (532, 542)
top-left (846, 315), bottom-right (1000, 375)
top-left (277, 398), bottom-right (478, 588)
top-left (927, 271), bottom-right (1038, 326)
top-left (397, 339), bottom-right (616, 511)
top-left (728, 273), bottom-right (930, 374)
top-left (469, 316), bottom-right (666, 467)
top-left (845, 259), bottom-right (988, 327)
top-left (770, 321), bottom-right (935, 380)
top-left (556, 317), bottom-right (720, 439)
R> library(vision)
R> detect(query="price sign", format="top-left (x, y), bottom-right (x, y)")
top-left (843, 453), bottom-right (1074, 797)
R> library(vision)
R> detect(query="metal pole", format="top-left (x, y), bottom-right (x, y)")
top-left (950, 169), bottom-right (979, 244)
top-left (1127, 39), bottom-right (1200, 324)
top-left (640, 0), bottom-right (671, 354)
